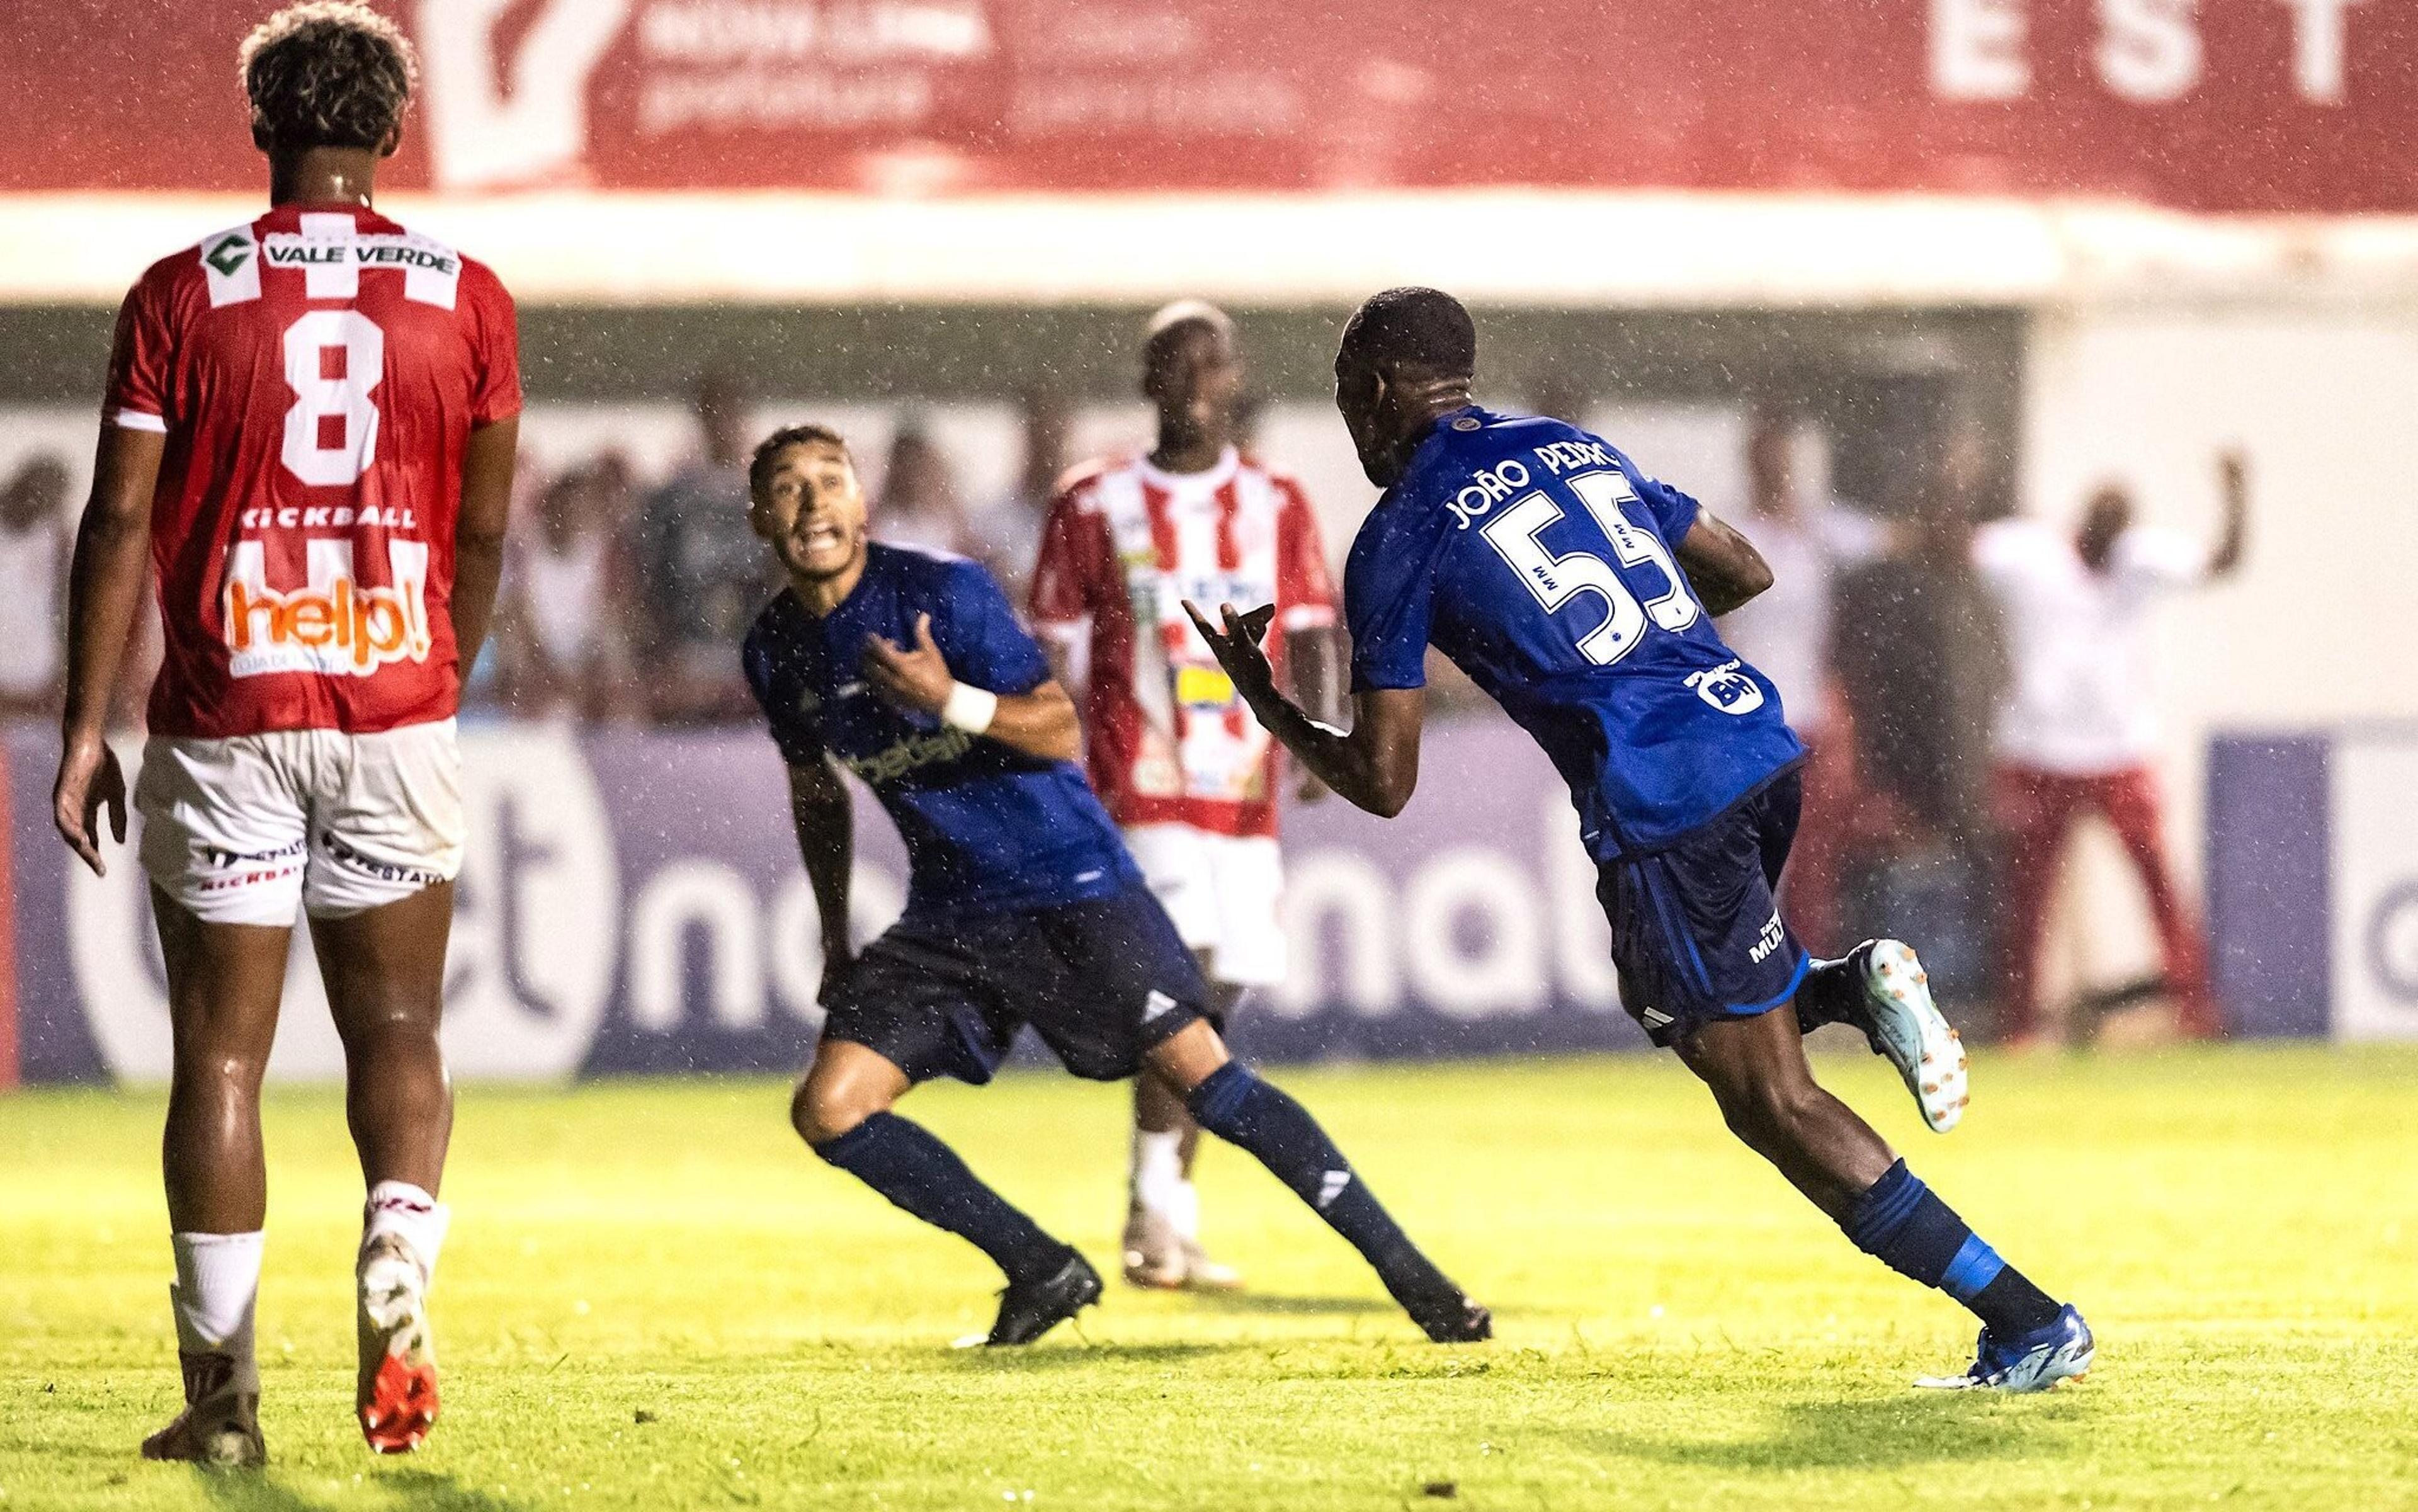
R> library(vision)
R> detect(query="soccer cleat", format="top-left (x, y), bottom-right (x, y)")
top-left (1121, 1207), bottom-right (1244, 1292)
top-left (986, 1250), bottom-right (1103, 1346)
top-left (140, 1352), bottom-right (264, 1468)
top-left (1402, 1290), bottom-right (1494, 1344)
top-left (356, 1232), bottom-right (440, 1453)
top-left (1915, 1304), bottom-right (2095, 1392)
top-left (1849, 940), bottom-right (1969, 1134)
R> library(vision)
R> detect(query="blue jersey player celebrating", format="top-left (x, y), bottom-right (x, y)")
top-left (739, 423), bottom-right (1487, 1346)
top-left (1188, 289), bottom-right (2093, 1392)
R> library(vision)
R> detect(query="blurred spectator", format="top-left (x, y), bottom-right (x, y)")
top-left (1834, 423), bottom-right (2006, 856)
top-left (1971, 453), bottom-right (2249, 1046)
top-left (495, 458), bottom-right (642, 722)
top-left (0, 454), bottom-right (73, 719)
top-left (964, 392), bottom-right (1071, 603)
top-left (871, 419), bottom-right (973, 557)
top-left (637, 372), bottom-right (772, 723)
top-left (1717, 411), bottom-right (1897, 952)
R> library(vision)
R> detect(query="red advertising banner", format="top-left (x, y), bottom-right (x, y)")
top-left (5, 0), bottom-right (2414, 212)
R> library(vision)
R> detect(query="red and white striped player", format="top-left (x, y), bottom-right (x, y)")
top-left (1030, 302), bottom-right (1342, 1290)
top-left (49, 4), bottom-right (518, 1465)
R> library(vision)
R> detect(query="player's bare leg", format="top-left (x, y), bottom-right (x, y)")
top-left (1143, 1021), bottom-right (1488, 1341)
top-left (313, 882), bottom-right (457, 1453)
top-left (1676, 1007), bottom-right (2091, 1390)
top-left (145, 892), bottom-right (288, 1468)
top-left (1125, 974), bottom-right (1246, 1290)
top-left (793, 1040), bottom-right (1098, 1345)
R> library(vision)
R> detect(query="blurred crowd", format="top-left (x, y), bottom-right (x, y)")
top-left (3, 374), bottom-right (2239, 1043)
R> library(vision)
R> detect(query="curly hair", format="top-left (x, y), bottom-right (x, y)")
top-left (750, 424), bottom-right (854, 497)
top-left (239, 3), bottom-right (418, 153)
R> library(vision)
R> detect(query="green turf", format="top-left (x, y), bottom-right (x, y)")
top-left (5, 1045), bottom-right (2417, 1510)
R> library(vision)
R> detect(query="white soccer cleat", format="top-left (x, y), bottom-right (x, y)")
top-left (356, 1232), bottom-right (439, 1453)
top-left (1857, 940), bottom-right (1968, 1134)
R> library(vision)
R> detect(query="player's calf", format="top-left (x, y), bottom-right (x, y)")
top-left (1179, 1059), bottom-right (1489, 1343)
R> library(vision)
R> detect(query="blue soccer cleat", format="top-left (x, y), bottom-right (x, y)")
top-left (1916, 1304), bottom-right (2096, 1392)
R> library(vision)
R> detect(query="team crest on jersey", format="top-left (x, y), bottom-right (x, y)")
top-left (222, 538), bottom-right (433, 678)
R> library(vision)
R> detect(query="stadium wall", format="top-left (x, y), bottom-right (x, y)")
top-left (1, 719), bottom-right (1662, 1086)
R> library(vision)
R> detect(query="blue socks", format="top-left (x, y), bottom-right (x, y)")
top-left (1186, 1062), bottom-right (1454, 1306)
top-left (1845, 1159), bottom-right (2062, 1336)
top-left (814, 1112), bottom-right (1069, 1283)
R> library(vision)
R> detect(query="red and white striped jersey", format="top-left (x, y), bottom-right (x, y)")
top-left (103, 203), bottom-right (520, 739)
top-left (1028, 447), bottom-right (1336, 838)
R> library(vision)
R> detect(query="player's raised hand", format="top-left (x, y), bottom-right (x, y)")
top-left (52, 734), bottom-right (127, 878)
top-left (863, 612), bottom-right (956, 716)
top-left (1183, 600), bottom-right (1279, 705)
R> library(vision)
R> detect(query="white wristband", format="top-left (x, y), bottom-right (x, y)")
top-left (940, 681), bottom-right (998, 735)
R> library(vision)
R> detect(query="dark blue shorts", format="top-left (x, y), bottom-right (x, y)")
top-left (1597, 768), bottom-right (1810, 1049)
top-left (820, 884), bottom-right (1211, 1085)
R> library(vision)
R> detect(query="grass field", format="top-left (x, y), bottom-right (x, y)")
top-left (5, 1045), bottom-right (2417, 1511)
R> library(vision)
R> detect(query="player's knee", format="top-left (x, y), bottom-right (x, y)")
top-left (791, 1076), bottom-right (883, 1147)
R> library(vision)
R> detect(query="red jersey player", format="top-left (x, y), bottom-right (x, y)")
top-left (1028, 302), bottom-right (1342, 1290)
top-left (50, 4), bottom-right (518, 1465)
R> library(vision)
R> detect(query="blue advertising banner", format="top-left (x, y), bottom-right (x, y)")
top-left (3, 718), bottom-right (1648, 1084)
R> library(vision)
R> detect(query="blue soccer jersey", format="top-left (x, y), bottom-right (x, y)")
top-left (742, 544), bottom-right (1142, 918)
top-left (1346, 406), bottom-right (1805, 860)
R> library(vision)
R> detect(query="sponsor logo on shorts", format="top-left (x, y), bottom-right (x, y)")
top-left (1638, 1005), bottom-right (1674, 1028)
top-left (1749, 908), bottom-right (1786, 965)
top-left (195, 837), bottom-right (308, 894)
top-left (318, 830), bottom-right (446, 889)
top-left (1141, 989), bottom-right (1178, 1023)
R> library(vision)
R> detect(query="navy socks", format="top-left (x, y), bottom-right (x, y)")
top-left (1186, 1062), bottom-right (1454, 1305)
top-left (814, 1112), bottom-right (1067, 1283)
top-left (1846, 1159), bottom-right (2062, 1336)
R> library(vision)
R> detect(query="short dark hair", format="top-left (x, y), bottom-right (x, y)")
top-left (749, 424), bottom-right (852, 496)
top-left (240, 3), bottom-right (418, 153)
top-left (1338, 287), bottom-right (1477, 378)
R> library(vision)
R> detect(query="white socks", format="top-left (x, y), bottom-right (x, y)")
top-left (363, 1181), bottom-right (450, 1284)
top-left (1132, 1131), bottom-right (1199, 1241)
top-left (169, 1231), bottom-right (264, 1394)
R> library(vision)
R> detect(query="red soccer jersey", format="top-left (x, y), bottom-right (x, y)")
top-left (1028, 447), bottom-right (1337, 838)
top-left (103, 204), bottom-right (520, 738)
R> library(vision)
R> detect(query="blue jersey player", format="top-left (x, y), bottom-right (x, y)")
top-left (739, 423), bottom-right (1487, 1346)
top-left (1189, 289), bottom-right (2093, 1392)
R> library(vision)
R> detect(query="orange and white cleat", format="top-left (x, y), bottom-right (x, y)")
top-left (355, 1232), bottom-right (439, 1453)
top-left (1852, 940), bottom-right (1970, 1134)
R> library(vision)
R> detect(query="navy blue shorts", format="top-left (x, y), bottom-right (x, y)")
top-left (1597, 769), bottom-right (1810, 1049)
top-left (820, 884), bottom-right (1211, 1085)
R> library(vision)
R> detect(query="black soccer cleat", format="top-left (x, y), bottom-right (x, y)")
top-left (985, 1251), bottom-right (1103, 1346)
top-left (1405, 1290), bottom-right (1493, 1344)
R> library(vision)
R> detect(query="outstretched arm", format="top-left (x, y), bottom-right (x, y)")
top-left (2209, 450), bottom-right (2249, 580)
top-left (786, 756), bottom-right (856, 1002)
top-left (53, 423), bottom-right (165, 876)
top-left (1186, 601), bottom-right (1427, 817)
top-left (1673, 508), bottom-right (1776, 616)
top-left (862, 611), bottom-right (1082, 764)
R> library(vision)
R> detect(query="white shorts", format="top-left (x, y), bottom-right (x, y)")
top-left (1121, 823), bottom-right (1287, 990)
top-left (136, 719), bottom-right (465, 928)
